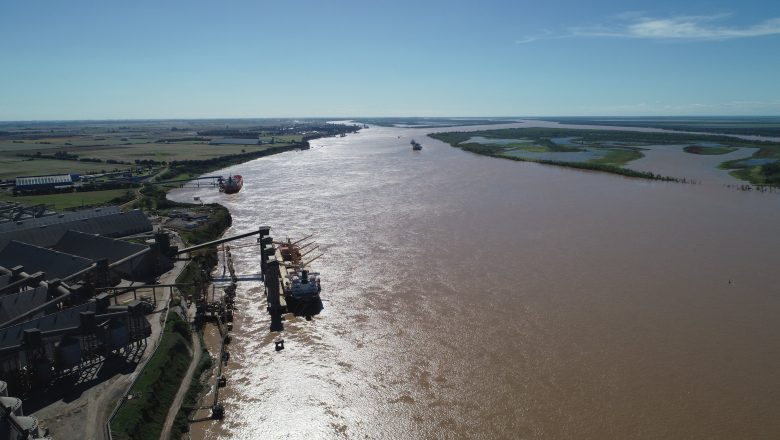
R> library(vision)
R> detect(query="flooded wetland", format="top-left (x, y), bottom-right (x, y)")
top-left (169, 121), bottom-right (780, 439)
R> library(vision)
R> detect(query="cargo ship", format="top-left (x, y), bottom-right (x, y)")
top-left (276, 236), bottom-right (323, 319)
top-left (219, 175), bottom-right (243, 194)
top-left (411, 139), bottom-right (422, 151)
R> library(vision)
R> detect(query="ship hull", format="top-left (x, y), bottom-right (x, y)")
top-left (220, 175), bottom-right (243, 194)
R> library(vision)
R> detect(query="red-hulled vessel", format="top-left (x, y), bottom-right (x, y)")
top-left (219, 175), bottom-right (243, 194)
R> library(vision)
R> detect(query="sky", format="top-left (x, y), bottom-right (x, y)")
top-left (1, 0), bottom-right (779, 120)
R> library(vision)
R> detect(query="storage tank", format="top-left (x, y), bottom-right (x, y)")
top-left (56, 336), bottom-right (82, 369)
top-left (0, 396), bottom-right (23, 415)
top-left (106, 320), bottom-right (129, 350)
top-left (12, 415), bottom-right (38, 439)
top-left (31, 358), bottom-right (52, 383)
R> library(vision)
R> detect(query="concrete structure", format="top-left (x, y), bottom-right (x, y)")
top-left (0, 381), bottom-right (50, 439)
top-left (0, 294), bottom-right (151, 384)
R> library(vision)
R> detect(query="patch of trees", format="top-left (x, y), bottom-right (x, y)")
top-left (761, 161), bottom-right (780, 184)
top-left (196, 129), bottom-right (261, 138)
top-left (21, 151), bottom-right (82, 161)
top-left (162, 143), bottom-right (305, 179)
top-left (154, 137), bottom-right (210, 143)
top-left (134, 159), bottom-right (164, 166)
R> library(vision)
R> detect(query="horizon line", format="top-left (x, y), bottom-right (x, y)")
top-left (2, 115), bottom-right (780, 124)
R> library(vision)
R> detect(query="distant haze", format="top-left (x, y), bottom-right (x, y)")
top-left (1, 0), bottom-right (779, 120)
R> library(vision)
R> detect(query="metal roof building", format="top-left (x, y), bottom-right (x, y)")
top-left (0, 287), bottom-right (49, 324)
top-left (0, 241), bottom-right (93, 280)
top-left (0, 207), bottom-right (121, 234)
top-left (0, 208), bottom-right (153, 249)
top-left (52, 230), bottom-right (147, 265)
top-left (14, 174), bottom-right (74, 190)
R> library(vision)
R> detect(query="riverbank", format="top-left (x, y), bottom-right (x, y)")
top-left (429, 126), bottom-right (780, 184)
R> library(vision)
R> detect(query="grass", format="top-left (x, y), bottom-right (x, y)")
top-left (0, 156), bottom-right (132, 180)
top-left (0, 188), bottom-right (135, 210)
top-left (0, 137), bottom-right (302, 182)
top-left (588, 148), bottom-right (644, 166)
top-left (110, 312), bottom-right (193, 440)
top-left (37, 142), bottom-right (278, 162)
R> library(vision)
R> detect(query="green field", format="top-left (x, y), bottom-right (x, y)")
top-left (22, 141), bottom-right (283, 162)
top-left (0, 119), bottom-right (309, 182)
top-left (0, 188), bottom-right (135, 210)
top-left (0, 157), bottom-right (132, 180)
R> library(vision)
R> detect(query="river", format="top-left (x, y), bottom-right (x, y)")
top-left (169, 123), bottom-right (780, 439)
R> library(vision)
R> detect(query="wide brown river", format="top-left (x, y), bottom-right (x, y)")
top-left (170, 123), bottom-right (780, 439)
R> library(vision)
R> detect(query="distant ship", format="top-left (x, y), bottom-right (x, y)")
top-left (219, 175), bottom-right (243, 194)
top-left (411, 140), bottom-right (422, 151)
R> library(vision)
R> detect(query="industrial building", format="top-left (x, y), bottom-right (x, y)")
top-left (0, 207), bottom-right (152, 249)
top-left (14, 175), bottom-right (77, 193)
top-left (0, 205), bottom-right (174, 416)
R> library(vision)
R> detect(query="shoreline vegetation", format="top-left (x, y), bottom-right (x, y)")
top-left (540, 116), bottom-right (780, 138)
top-left (429, 127), bottom-right (780, 184)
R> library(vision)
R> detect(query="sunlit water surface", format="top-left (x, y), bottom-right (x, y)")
top-left (170, 123), bottom-right (780, 439)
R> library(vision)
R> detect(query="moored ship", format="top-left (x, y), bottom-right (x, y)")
top-left (276, 236), bottom-right (324, 319)
top-left (219, 174), bottom-right (243, 194)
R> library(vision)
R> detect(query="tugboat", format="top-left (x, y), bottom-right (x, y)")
top-left (219, 175), bottom-right (243, 194)
top-left (411, 139), bottom-right (423, 151)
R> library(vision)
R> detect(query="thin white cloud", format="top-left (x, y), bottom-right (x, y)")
top-left (517, 14), bottom-right (780, 43)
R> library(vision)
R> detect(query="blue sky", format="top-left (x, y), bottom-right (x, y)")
top-left (1, 0), bottom-right (779, 120)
